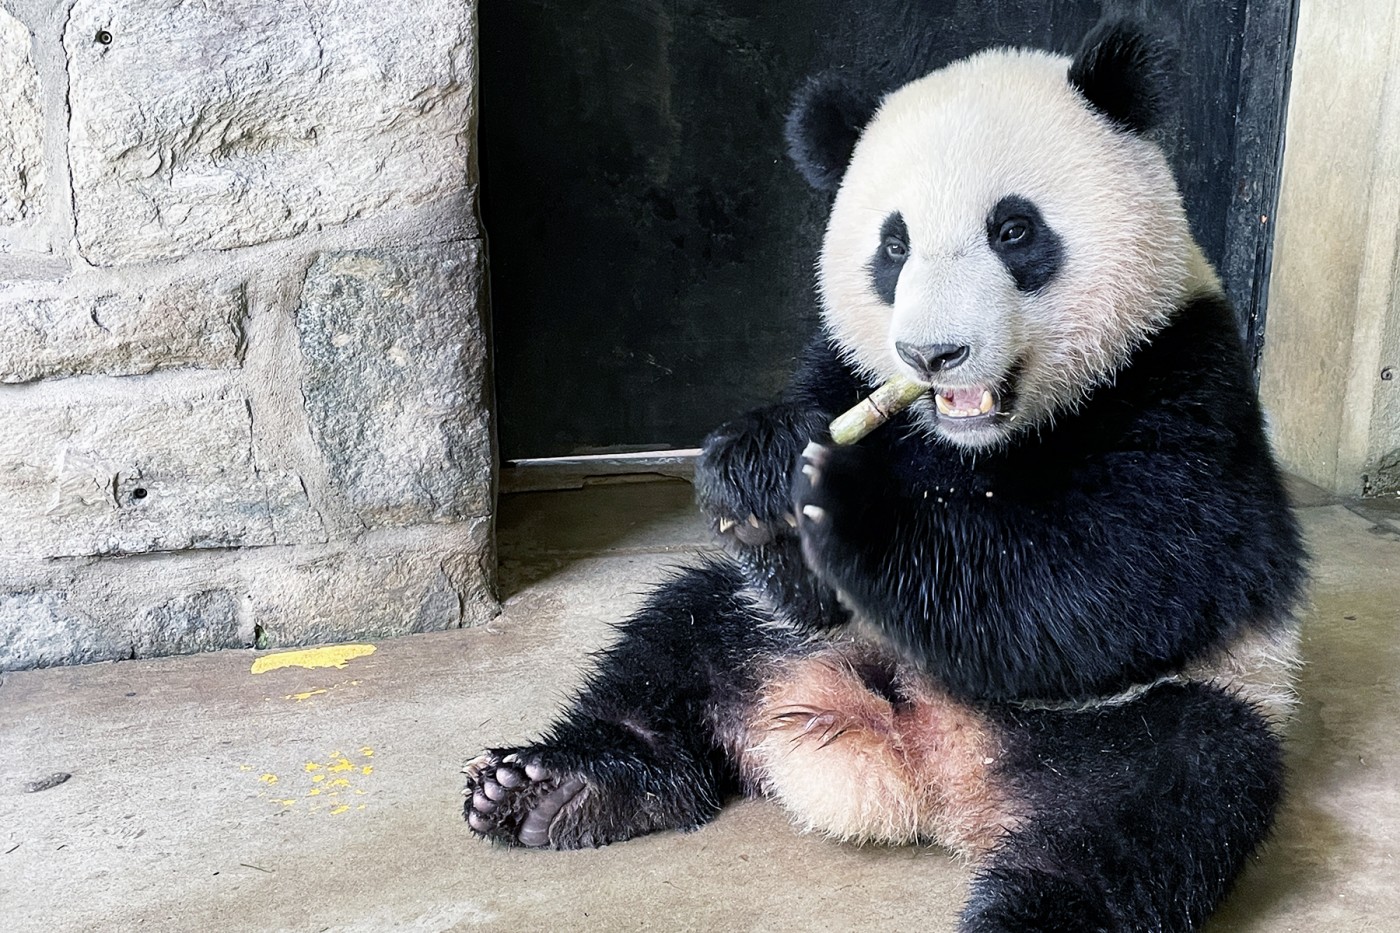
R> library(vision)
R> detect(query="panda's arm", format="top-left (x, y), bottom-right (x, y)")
top-left (792, 409), bottom-right (1305, 704)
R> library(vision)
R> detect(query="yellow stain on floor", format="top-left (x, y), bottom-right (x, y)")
top-left (282, 679), bottom-right (362, 702)
top-left (249, 644), bottom-right (376, 675)
top-left (246, 747), bottom-right (377, 816)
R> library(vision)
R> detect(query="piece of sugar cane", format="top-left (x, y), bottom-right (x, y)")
top-left (828, 375), bottom-right (930, 445)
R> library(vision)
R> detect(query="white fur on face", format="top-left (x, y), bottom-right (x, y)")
top-left (819, 48), bottom-right (1204, 447)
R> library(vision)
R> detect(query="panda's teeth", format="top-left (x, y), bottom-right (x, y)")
top-left (935, 388), bottom-right (995, 419)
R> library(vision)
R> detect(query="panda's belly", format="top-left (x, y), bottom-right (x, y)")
top-left (735, 639), bottom-right (1024, 857)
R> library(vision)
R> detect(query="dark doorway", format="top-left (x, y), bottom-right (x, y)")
top-left (481, 0), bottom-right (1296, 460)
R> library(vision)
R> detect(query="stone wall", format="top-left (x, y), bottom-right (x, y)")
top-left (0, 0), bottom-right (496, 671)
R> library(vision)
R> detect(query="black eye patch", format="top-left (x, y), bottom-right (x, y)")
top-left (986, 196), bottom-right (1062, 292)
top-left (868, 211), bottom-right (908, 304)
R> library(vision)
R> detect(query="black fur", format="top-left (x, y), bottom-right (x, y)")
top-left (987, 195), bottom-right (1063, 292)
top-left (792, 294), bottom-right (1305, 703)
top-left (1068, 19), bottom-right (1176, 135)
top-left (965, 683), bottom-right (1284, 933)
top-left (784, 71), bottom-right (885, 191)
top-left (868, 211), bottom-right (909, 304)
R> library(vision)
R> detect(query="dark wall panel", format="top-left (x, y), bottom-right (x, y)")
top-left (481, 0), bottom-right (1294, 459)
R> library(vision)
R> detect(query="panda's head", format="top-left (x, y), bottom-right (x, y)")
top-left (788, 21), bottom-right (1204, 449)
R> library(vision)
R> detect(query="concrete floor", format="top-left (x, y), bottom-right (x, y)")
top-left (1, 478), bottom-right (1397, 932)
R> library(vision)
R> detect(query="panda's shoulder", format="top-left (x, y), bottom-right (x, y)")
top-left (1131, 293), bottom-right (1254, 390)
top-left (1106, 293), bottom-right (1264, 443)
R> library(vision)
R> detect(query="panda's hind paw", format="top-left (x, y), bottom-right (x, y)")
top-left (463, 749), bottom-right (588, 849)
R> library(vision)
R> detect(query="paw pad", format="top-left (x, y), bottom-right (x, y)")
top-left (463, 750), bottom-right (587, 848)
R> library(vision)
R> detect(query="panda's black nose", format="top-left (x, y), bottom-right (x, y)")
top-left (895, 342), bottom-right (970, 378)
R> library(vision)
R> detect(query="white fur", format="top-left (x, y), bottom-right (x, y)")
top-left (819, 48), bottom-right (1197, 448)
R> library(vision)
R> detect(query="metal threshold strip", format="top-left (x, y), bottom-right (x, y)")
top-left (501, 449), bottom-right (701, 494)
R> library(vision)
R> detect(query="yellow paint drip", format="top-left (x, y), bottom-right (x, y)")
top-left (281, 679), bottom-right (362, 703)
top-left (245, 746), bottom-right (377, 816)
top-left (250, 644), bottom-right (376, 675)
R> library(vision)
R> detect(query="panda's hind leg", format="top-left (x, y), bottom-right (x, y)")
top-left (960, 682), bottom-right (1284, 933)
top-left (464, 561), bottom-right (790, 849)
top-left (741, 644), bottom-right (1021, 854)
top-left (463, 721), bottom-right (721, 849)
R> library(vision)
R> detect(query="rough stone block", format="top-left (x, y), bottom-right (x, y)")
top-left (249, 522), bottom-right (496, 650)
top-left (0, 522), bottom-right (493, 671)
top-left (0, 578), bottom-right (250, 671)
top-left (298, 241), bottom-right (492, 527)
top-left (0, 9), bottom-right (44, 228)
top-left (65, 0), bottom-right (476, 265)
top-left (0, 397), bottom-right (324, 559)
top-left (0, 589), bottom-right (121, 670)
top-left (129, 589), bottom-right (245, 658)
top-left (0, 278), bottom-right (246, 383)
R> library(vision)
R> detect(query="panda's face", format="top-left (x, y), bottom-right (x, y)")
top-left (818, 49), bottom-right (1193, 449)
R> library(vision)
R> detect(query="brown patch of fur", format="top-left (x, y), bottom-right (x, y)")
top-left (737, 640), bottom-right (1021, 857)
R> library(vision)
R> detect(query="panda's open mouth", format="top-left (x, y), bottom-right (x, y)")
top-left (933, 385), bottom-right (999, 421)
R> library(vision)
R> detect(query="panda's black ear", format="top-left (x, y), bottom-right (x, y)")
top-left (784, 72), bottom-right (884, 191)
top-left (1068, 19), bottom-right (1176, 135)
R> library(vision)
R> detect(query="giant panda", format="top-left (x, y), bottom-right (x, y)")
top-left (464, 19), bottom-right (1307, 932)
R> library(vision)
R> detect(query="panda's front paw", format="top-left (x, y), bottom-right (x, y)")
top-left (792, 441), bottom-right (883, 578)
top-left (695, 406), bottom-right (825, 547)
